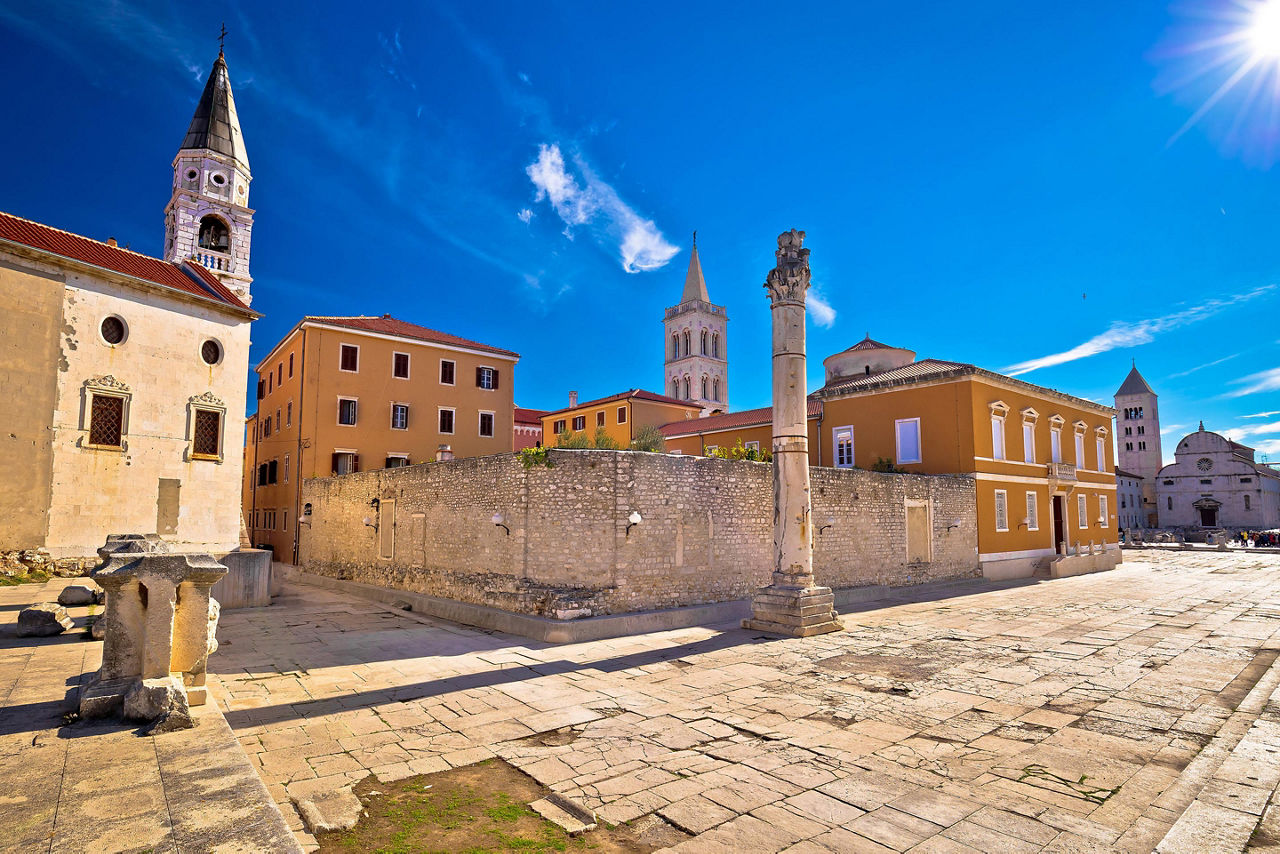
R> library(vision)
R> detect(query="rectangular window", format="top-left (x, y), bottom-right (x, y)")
top-left (286, 401), bottom-right (292, 427)
top-left (1078, 493), bottom-right (1088, 528)
top-left (479, 411), bottom-right (495, 437)
top-left (1023, 422), bottom-right (1035, 464)
top-left (385, 455), bottom-right (410, 468)
top-left (834, 426), bottom-right (854, 468)
top-left (267, 372), bottom-right (273, 394)
top-left (88, 394), bottom-right (125, 448)
top-left (1026, 491), bottom-right (1038, 531)
top-left (393, 352), bottom-right (410, 379)
top-left (1099, 494), bottom-right (1108, 527)
top-left (391, 403), bottom-right (409, 430)
top-left (268, 459), bottom-right (278, 484)
top-left (257, 463), bottom-right (268, 486)
top-left (1168, 496), bottom-right (1173, 510)
top-left (263, 416), bottom-right (272, 437)
top-left (257, 379), bottom-right (265, 400)
top-left (1096, 437), bottom-right (1106, 472)
top-left (617, 406), bottom-right (627, 424)
top-left (991, 416), bottom-right (1005, 461)
top-left (192, 409), bottom-right (222, 458)
top-left (553, 419), bottom-right (566, 434)
top-left (994, 490), bottom-right (1008, 532)
top-left (276, 408), bottom-right (281, 431)
top-left (440, 359), bottom-right (455, 385)
top-left (282, 509), bottom-right (288, 532)
top-left (288, 352), bottom-right (294, 378)
top-left (476, 366), bottom-right (499, 390)
top-left (1051, 429), bottom-right (1062, 463)
top-left (895, 418), bottom-right (922, 464)
top-left (572, 415), bottom-right (586, 431)
top-left (1075, 432), bottom-right (1086, 469)
top-left (284, 454), bottom-right (290, 483)
top-left (745, 441), bottom-right (760, 453)
top-left (277, 363), bottom-right (283, 385)
top-left (340, 344), bottom-right (359, 372)
top-left (332, 452), bottom-right (359, 475)
top-left (596, 411), bottom-right (606, 428)
top-left (439, 408), bottom-right (455, 434)
top-left (1245, 495), bottom-right (1252, 510)
top-left (338, 398), bottom-right (358, 426)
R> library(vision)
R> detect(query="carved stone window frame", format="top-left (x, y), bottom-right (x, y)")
top-left (82, 375), bottom-right (131, 452)
top-left (186, 391), bottom-right (227, 463)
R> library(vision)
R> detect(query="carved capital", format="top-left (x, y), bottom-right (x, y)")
top-left (189, 390), bottom-right (226, 408)
top-left (85, 375), bottom-right (130, 393)
top-left (763, 229), bottom-right (810, 306)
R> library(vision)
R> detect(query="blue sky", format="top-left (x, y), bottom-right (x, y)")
top-left (3, 1), bottom-right (1280, 463)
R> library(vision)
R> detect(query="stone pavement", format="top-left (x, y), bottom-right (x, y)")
top-left (213, 551), bottom-right (1280, 852)
top-left (0, 576), bottom-right (300, 854)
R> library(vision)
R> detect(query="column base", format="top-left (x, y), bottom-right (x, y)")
top-left (742, 585), bottom-right (842, 637)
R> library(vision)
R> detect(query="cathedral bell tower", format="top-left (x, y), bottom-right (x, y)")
top-left (663, 234), bottom-right (728, 413)
top-left (165, 48), bottom-right (254, 305)
top-left (1114, 363), bottom-right (1162, 526)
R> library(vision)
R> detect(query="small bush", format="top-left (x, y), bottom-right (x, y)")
top-left (629, 424), bottom-right (666, 453)
top-left (591, 427), bottom-right (622, 450)
top-left (518, 445), bottom-right (552, 468)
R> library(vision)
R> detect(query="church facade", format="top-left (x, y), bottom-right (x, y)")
top-left (1155, 424), bottom-right (1280, 530)
top-left (0, 49), bottom-right (257, 562)
top-left (663, 238), bottom-right (728, 414)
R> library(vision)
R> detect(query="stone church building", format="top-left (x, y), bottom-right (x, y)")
top-left (0, 49), bottom-right (257, 564)
top-left (1155, 424), bottom-right (1280, 530)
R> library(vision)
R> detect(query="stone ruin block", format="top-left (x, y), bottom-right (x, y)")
top-left (79, 534), bottom-right (227, 732)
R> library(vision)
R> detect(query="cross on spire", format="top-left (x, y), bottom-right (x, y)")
top-left (218, 22), bottom-right (227, 54)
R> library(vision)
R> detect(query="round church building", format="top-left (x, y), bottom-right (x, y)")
top-left (1154, 423), bottom-right (1280, 529)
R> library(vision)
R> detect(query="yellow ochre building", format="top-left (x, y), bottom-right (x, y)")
top-left (541, 390), bottom-right (702, 448)
top-left (662, 336), bottom-right (1119, 580)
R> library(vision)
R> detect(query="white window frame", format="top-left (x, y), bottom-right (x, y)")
top-left (333, 449), bottom-right (358, 476)
top-left (284, 453), bottom-right (290, 484)
top-left (439, 358), bottom-right (456, 386)
top-left (745, 440), bottom-right (760, 453)
top-left (391, 402), bottom-right (409, 431)
top-left (572, 415), bottom-right (586, 431)
top-left (895, 417), bottom-right (922, 464)
top-left (438, 406), bottom-right (456, 435)
top-left (339, 343), bottom-right (360, 373)
top-left (1078, 493), bottom-right (1088, 529)
top-left (385, 454), bottom-right (410, 469)
top-left (1074, 430), bottom-right (1086, 471)
top-left (994, 489), bottom-right (1009, 532)
top-left (479, 410), bottom-right (495, 438)
top-left (989, 402), bottom-right (1008, 461)
top-left (1099, 494), bottom-right (1109, 527)
top-left (477, 365), bottom-right (497, 390)
top-left (1022, 420), bottom-right (1036, 465)
top-left (392, 351), bottom-right (411, 380)
top-left (833, 425), bottom-right (855, 469)
top-left (185, 392), bottom-right (226, 462)
top-left (1026, 491), bottom-right (1038, 531)
top-left (286, 400), bottom-right (292, 428)
top-left (337, 396), bottom-right (358, 427)
top-left (706, 445), bottom-right (719, 455)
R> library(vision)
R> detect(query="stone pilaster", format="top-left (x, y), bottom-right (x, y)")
top-left (743, 230), bottom-right (842, 637)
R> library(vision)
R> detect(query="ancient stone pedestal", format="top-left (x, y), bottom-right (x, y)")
top-left (80, 534), bottom-right (227, 729)
top-left (743, 230), bottom-right (841, 638)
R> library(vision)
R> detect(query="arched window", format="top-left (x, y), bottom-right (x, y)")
top-left (712, 333), bottom-right (719, 358)
top-left (701, 330), bottom-right (708, 355)
top-left (682, 330), bottom-right (691, 357)
top-left (712, 378), bottom-right (720, 401)
top-left (672, 379), bottom-right (680, 398)
top-left (671, 335), bottom-right (679, 359)
top-left (701, 376), bottom-right (708, 399)
top-left (197, 215), bottom-right (230, 252)
top-left (683, 377), bottom-right (690, 399)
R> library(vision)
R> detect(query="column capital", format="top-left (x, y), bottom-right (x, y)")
top-left (764, 229), bottom-right (810, 307)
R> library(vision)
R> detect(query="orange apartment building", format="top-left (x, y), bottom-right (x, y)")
top-left (662, 337), bottom-right (1118, 579)
top-left (243, 315), bottom-right (518, 561)
top-left (541, 389), bottom-right (703, 448)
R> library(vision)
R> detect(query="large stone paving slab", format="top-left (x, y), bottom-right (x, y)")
top-left (211, 552), bottom-right (1280, 852)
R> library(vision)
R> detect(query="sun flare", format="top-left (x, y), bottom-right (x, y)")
top-left (1247, 0), bottom-right (1280, 58)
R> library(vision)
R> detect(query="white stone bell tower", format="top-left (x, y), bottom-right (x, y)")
top-left (165, 49), bottom-right (255, 305)
top-left (1115, 363), bottom-right (1162, 526)
top-left (663, 234), bottom-right (728, 413)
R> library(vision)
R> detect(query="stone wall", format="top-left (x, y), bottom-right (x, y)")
top-left (298, 450), bottom-right (979, 619)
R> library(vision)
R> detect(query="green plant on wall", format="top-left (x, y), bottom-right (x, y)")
top-left (555, 429), bottom-right (591, 449)
top-left (592, 427), bottom-right (622, 450)
top-left (709, 438), bottom-right (771, 462)
top-left (871, 456), bottom-right (907, 473)
top-left (518, 445), bottom-right (552, 468)
top-left (629, 424), bottom-right (666, 453)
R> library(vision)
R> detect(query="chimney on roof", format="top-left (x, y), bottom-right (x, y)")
top-left (383, 313), bottom-right (391, 318)
top-left (569, 391), bottom-right (578, 408)
top-left (106, 237), bottom-right (117, 247)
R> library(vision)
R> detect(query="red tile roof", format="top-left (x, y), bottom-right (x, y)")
top-left (0, 210), bottom-right (249, 310)
top-left (542, 389), bottom-right (703, 418)
top-left (661, 399), bottom-right (823, 437)
top-left (305, 315), bottom-right (518, 358)
top-left (514, 407), bottom-right (548, 425)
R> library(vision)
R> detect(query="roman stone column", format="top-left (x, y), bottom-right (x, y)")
top-left (743, 230), bottom-right (842, 637)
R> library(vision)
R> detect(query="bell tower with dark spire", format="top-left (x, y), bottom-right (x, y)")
top-left (1115, 363), bottom-right (1162, 525)
top-left (165, 45), bottom-right (254, 304)
top-left (663, 234), bottom-right (728, 413)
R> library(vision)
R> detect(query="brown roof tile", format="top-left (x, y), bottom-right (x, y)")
top-left (306, 315), bottom-right (518, 358)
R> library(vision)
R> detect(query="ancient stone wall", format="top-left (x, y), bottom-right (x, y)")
top-left (299, 450), bottom-right (979, 619)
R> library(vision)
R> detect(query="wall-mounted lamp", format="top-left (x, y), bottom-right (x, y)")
top-left (491, 512), bottom-right (510, 535)
top-left (945, 519), bottom-right (962, 532)
top-left (625, 510), bottom-right (642, 536)
top-left (817, 516), bottom-right (836, 535)
top-left (363, 516), bottom-right (378, 532)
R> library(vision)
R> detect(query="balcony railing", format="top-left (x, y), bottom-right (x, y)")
top-left (194, 251), bottom-right (231, 272)
top-left (1047, 462), bottom-right (1077, 483)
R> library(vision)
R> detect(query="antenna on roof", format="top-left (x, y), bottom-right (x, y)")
top-left (218, 22), bottom-right (227, 55)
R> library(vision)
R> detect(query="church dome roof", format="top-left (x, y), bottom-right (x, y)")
top-left (823, 335), bottom-right (916, 383)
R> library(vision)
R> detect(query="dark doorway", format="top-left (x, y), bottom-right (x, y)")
top-left (1199, 507), bottom-right (1217, 527)
top-left (1052, 496), bottom-right (1065, 554)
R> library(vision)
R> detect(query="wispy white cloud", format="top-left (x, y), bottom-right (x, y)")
top-left (1242, 410), bottom-right (1280, 418)
top-left (1251, 438), bottom-right (1280, 458)
top-left (526, 143), bottom-right (678, 273)
top-left (1228, 366), bottom-right (1280, 397)
top-left (1160, 423), bottom-right (1189, 435)
top-left (1225, 420), bottom-right (1280, 438)
top-left (808, 289), bottom-right (837, 328)
top-left (1002, 285), bottom-right (1275, 376)
top-left (1167, 353), bottom-right (1240, 378)
top-left (517, 208), bottom-right (533, 224)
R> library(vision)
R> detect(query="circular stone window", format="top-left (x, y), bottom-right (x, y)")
top-left (100, 315), bottom-right (127, 345)
top-left (185, 168), bottom-right (198, 180)
top-left (200, 339), bottom-right (223, 365)
top-left (1196, 457), bottom-right (1213, 472)
top-left (210, 173), bottom-right (227, 186)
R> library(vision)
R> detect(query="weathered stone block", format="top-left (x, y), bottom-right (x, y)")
top-left (17, 603), bottom-right (74, 636)
top-left (57, 581), bottom-right (103, 606)
top-left (123, 675), bottom-right (193, 732)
